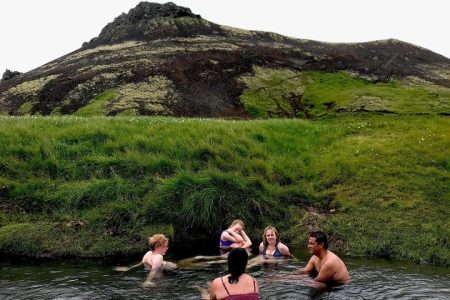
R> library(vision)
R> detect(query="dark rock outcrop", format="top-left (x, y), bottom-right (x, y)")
top-left (86, 2), bottom-right (207, 47)
top-left (1, 69), bottom-right (22, 81)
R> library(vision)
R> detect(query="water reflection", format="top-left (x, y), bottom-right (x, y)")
top-left (0, 250), bottom-right (449, 300)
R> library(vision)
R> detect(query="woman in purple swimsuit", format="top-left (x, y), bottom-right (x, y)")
top-left (219, 219), bottom-right (252, 254)
top-left (178, 220), bottom-right (252, 268)
top-left (209, 248), bottom-right (259, 300)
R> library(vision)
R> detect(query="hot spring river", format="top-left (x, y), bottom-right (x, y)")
top-left (1, 248), bottom-right (448, 299)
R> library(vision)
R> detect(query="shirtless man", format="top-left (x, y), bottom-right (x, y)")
top-left (292, 231), bottom-right (350, 288)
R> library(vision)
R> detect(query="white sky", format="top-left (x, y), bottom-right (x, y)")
top-left (1, 0), bottom-right (448, 74)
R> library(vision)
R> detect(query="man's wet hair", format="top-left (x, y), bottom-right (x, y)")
top-left (310, 231), bottom-right (328, 249)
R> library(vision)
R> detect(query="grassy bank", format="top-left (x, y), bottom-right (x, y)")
top-left (0, 115), bottom-right (448, 265)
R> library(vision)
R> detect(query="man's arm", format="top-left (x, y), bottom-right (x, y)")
top-left (312, 262), bottom-right (335, 289)
top-left (291, 256), bottom-right (317, 274)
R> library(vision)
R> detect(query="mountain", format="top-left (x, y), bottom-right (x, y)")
top-left (1, 1), bottom-right (449, 117)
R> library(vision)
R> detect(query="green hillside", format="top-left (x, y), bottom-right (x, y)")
top-left (0, 115), bottom-right (448, 265)
top-left (240, 69), bottom-right (450, 118)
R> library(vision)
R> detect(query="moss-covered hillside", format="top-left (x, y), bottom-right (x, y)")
top-left (1, 2), bottom-right (449, 117)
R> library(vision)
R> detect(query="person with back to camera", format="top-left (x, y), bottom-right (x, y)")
top-left (209, 248), bottom-right (259, 300)
top-left (219, 219), bottom-right (252, 254)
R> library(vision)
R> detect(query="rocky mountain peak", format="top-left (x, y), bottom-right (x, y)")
top-left (85, 2), bottom-right (205, 47)
top-left (1, 69), bottom-right (21, 82)
top-left (128, 1), bottom-right (199, 19)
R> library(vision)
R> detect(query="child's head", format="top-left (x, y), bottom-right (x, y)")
top-left (149, 234), bottom-right (169, 251)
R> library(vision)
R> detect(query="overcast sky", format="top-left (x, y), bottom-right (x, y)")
top-left (1, 0), bottom-right (448, 74)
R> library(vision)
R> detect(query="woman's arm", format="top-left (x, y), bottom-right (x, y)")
top-left (240, 230), bottom-right (252, 249)
top-left (279, 242), bottom-right (291, 256)
top-left (258, 242), bottom-right (265, 254)
top-left (222, 230), bottom-right (243, 242)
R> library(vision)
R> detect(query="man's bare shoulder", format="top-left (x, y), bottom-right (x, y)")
top-left (309, 255), bottom-right (320, 263)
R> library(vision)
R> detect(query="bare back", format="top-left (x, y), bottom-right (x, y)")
top-left (142, 251), bottom-right (164, 270)
top-left (210, 274), bottom-right (259, 300)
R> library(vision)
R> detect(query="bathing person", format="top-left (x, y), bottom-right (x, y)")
top-left (209, 248), bottom-right (259, 300)
top-left (291, 231), bottom-right (350, 288)
top-left (141, 234), bottom-right (177, 286)
top-left (178, 220), bottom-right (252, 268)
top-left (219, 219), bottom-right (252, 254)
top-left (247, 226), bottom-right (291, 268)
top-left (259, 226), bottom-right (290, 258)
top-left (183, 219), bottom-right (253, 267)
top-left (115, 234), bottom-right (176, 286)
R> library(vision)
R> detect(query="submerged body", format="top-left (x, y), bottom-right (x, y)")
top-left (292, 231), bottom-right (350, 288)
top-left (141, 234), bottom-right (176, 287)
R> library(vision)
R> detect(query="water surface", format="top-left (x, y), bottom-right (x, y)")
top-left (1, 248), bottom-right (448, 299)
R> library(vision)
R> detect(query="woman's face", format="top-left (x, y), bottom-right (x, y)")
top-left (233, 224), bottom-right (243, 234)
top-left (265, 229), bottom-right (277, 245)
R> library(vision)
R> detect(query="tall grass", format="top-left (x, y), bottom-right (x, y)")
top-left (0, 115), bottom-right (448, 264)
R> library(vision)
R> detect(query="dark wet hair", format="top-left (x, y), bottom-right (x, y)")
top-left (227, 248), bottom-right (248, 284)
top-left (310, 231), bottom-right (328, 249)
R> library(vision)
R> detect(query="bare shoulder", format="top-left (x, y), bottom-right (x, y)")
top-left (327, 251), bottom-right (344, 264)
top-left (242, 274), bottom-right (257, 284)
top-left (142, 251), bottom-right (152, 261)
top-left (310, 255), bottom-right (320, 263)
top-left (245, 274), bottom-right (259, 290)
top-left (258, 242), bottom-right (264, 252)
top-left (210, 277), bottom-right (222, 299)
top-left (278, 242), bottom-right (290, 254)
top-left (211, 277), bottom-right (221, 287)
